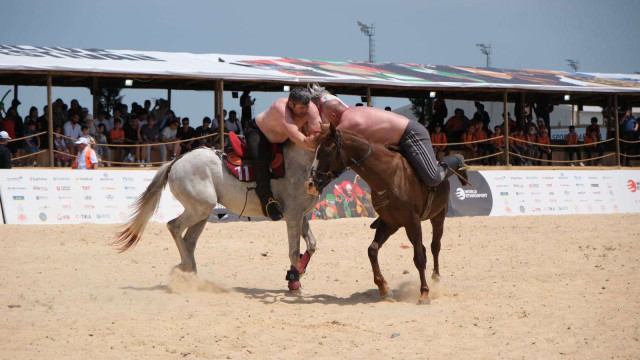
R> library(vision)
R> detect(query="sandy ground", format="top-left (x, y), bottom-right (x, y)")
top-left (1, 215), bottom-right (639, 360)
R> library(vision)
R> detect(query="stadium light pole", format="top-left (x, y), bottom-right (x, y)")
top-left (476, 43), bottom-right (492, 68)
top-left (357, 21), bottom-right (375, 106)
top-left (566, 58), bottom-right (580, 72)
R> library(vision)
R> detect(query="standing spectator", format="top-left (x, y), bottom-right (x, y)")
top-left (500, 112), bottom-right (517, 131)
top-left (586, 117), bottom-right (601, 141)
top-left (123, 115), bottom-right (142, 163)
top-left (195, 117), bottom-right (215, 148)
top-left (72, 138), bottom-right (99, 169)
top-left (0, 131), bottom-right (11, 168)
top-left (177, 117), bottom-right (196, 155)
top-left (472, 102), bottom-right (491, 129)
top-left (432, 93), bottom-right (448, 127)
top-left (1, 107), bottom-right (20, 157)
top-left (140, 115), bottom-right (165, 164)
top-left (23, 120), bottom-right (41, 166)
top-left (444, 108), bottom-right (466, 143)
top-left (489, 126), bottom-right (505, 165)
top-left (94, 123), bottom-right (110, 165)
top-left (53, 125), bottom-right (73, 167)
top-left (565, 125), bottom-right (584, 166)
top-left (525, 127), bottom-right (540, 165)
top-left (161, 120), bottom-right (180, 159)
top-left (109, 118), bottom-right (126, 162)
top-left (619, 109), bottom-right (637, 166)
top-left (584, 129), bottom-right (604, 165)
top-left (537, 129), bottom-right (552, 165)
top-left (533, 94), bottom-right (554, 130)
top-left (240, 90), bottom-right (255, 131)
top-left (431, 124), bottom-right (447, 161)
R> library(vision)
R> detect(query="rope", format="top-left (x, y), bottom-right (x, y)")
top-left (510, 137), bottom-right (614, 148)
top-left (11, 149), bottom-right (48, 161)
top-left (6, 131), bottom-right (47, 143)
top-left (54, 131), bottom-right (221, 147)
top-left (446, 137), bottom-right (494, 146)
top-left (465, 151), bottom-right (504, 162)
top-left (619, 138), bottom-right (640, 144)
top-left (509, 151), bottom-right (615, 164)
top-left (620, 153), bottom-right (640, 158)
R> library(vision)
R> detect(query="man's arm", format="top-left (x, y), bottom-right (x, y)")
top-left (282, 103), bottom-right (322, 151)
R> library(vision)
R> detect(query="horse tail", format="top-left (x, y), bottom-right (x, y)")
top-left (114, 159), bottom-right (176, 252)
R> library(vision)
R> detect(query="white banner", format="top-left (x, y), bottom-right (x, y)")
top-left (0, 169), bottom-right (183, 225)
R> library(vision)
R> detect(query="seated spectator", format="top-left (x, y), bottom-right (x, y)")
top-left (177, 117), bottom-right (195, 155)
top-left (584, 128), bottom-right (604, 165)
top-left (161, 120), bottom-right (180, 159)
top-left (53, 125), bottom-right (74, 167)
top-left (63, 112), bottom-right (82, 153)
top-left (620, 109), bottom-right (638, 166)
top-left (524, 114), bottom-right (538, 134)
top-left (224, 110), bottom-right (243, 147)
top-left (565, 125), bottom-right (584, 166)
top-left (586, 117), bottom-right (601, 141)
top-left (500, 112), bottom-right (517, 131)
top-left (95, 111), bottom-right (111, 132)
top-left (123, 115), bottom-right (142, 163)
top-left (79, 125), bottom-right (96, 147)
top-left (489, 126), bottom-right (505, 165)
top-left (94, 123), bottom-right (110, 166)
top-left (140, 115), bottom-right (165, 165)
top-left (195, 117), bottom-right (216, 148)
top-left (536, 118), bottom-right (548, 136)
top-left (22, 120), bottom-right (41, 166)
top-left (509, 129), bottom-right (525, 165)
top-left (474, 122), bottom-right (489, 164)
top-left (430, 124), bottom-right (447, 161)
top-left (461, 124), bottom-right (477, 161)
top-left (537, 129), bottom-right (552, 165)
top-left (109, 118), bottom-right (126, 162)
top-left (524, 127), bottom-right (540, 165)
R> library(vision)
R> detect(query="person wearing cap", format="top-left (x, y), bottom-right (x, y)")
top-left (0, 131), bottom-right (12, 169)
top-left (72, 137), bottom-right (99, 169)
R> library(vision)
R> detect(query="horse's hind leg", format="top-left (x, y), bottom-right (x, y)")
top-left (405, 220), bottom-right (430, 304)
top-left (167, 208), bottom-right (211, 273)
top-left (299, 216), bottom-right (317, 276)
top-left (429, 207), bottom-right (446, 281)
top-left (368, 221), bottom-right (399, 301)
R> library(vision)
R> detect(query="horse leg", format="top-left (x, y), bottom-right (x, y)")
top-left (285, 216), bottom-right (304, 292)
top-left (368, 221), bottom-right (399, 301)
top-left (182, 218), bottom-right (209, 273)
top-left (429, 207), bottom-right (446, 281)
top-left (167, 208), bottom-right (210, 273)
top-left (405, 220), bottom-right (430, 304)
top-left (298, 216), bottom-right (316, 276)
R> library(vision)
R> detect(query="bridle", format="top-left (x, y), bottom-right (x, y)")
top-left (309, 130), bottom-right (372, 190)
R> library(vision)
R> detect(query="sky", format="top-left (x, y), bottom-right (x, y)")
top-left (1, 0), bottom-right (639, 121)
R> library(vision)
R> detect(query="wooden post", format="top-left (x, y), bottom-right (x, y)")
top-left (366, 87), bottom-right (372, 107)
top-left (217, 80), bottom-right (225, 149)
top-left (503, 91), bottom-right (510, 166)
top-left (167, 89), bottom-right (172, 109)
top-left (92, 77), bottom-right (98, 117)
top-left (47, 75), bottom-right (54, 166)
top-left (571, 105), bottom-right (575, 126)
top-left (614, 95), bottom-right (621, 167)
top-left (13, 85), bottom-right (18, 101)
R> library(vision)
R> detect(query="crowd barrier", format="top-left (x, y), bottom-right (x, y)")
top-left (1, 168), bottom-right (639, 225)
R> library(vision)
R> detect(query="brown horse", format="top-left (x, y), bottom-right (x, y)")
top-left (306, 125), bottom-right (450, 304)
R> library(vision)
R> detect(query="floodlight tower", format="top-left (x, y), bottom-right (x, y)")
top-left (357, 21), bottom-right (375, 63)
top-left (476, 43), bottom-right (492, 68)
top-left (566, 58), bottom-right (580, 72)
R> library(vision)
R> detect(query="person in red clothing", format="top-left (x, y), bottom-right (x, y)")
top-left (565, 125), bottom-right (583, 166)
top-left (431, 124), bottom-right (448, 161)
top-left (489, 126), bottom-right (506, 165)
top-left (473, 122), bottom-right (489, 164)
top-left (461, 124), bottom-right (477, 161)
top-left (537, 129), bottom-right (552, 165)
top-left (444, 108), bottom-right (467, 142)
top-left (584, 128), bottom-right (603, 165)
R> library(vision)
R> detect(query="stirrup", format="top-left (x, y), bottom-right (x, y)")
top-left (265, 198), bottom-right (283, 221)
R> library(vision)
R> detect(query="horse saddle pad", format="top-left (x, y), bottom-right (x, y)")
top-left (223, 131), bottom-right (285, 182)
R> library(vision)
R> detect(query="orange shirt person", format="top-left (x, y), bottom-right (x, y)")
top-left (431, 124), bottom-right (447, 152)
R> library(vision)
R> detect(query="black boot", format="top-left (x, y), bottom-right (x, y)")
top-left (265, 198), bottom-right (283, 221)
top-left (440, 154), bottom-right (469, 186)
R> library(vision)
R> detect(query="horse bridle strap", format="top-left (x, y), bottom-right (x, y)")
top-left (312, 130), bottom-right (372, 184)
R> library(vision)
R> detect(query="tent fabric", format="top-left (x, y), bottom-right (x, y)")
top-left (0, 45), bottom-right (639, 93)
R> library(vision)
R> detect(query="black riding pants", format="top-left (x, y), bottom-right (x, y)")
top-left (245, 119), bottom-right (273, 207)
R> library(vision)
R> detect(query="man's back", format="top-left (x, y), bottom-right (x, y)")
top-left (338, 107), bottom-right (409, 145)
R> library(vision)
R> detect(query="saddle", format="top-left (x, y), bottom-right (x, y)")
top-left (223, 131), bottom-right (285, 182)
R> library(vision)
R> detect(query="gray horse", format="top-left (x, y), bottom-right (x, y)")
top-left (115, 144), bottom-right (319, 292)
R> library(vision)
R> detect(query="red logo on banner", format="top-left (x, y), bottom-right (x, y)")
top-left (628, 179), bottom-right (637, 193)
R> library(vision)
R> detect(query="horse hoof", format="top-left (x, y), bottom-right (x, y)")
top-left (431, 272), bottom-right (440, 282)
top-left (173, 264), bottom-right (195, 273)
top-left (418, 299), bottom-right (431, 305)
top-left (382, 296), bottom-right (396, 303)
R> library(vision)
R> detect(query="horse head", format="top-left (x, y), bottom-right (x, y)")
top-left (305, 123), bottom-right (345, 196)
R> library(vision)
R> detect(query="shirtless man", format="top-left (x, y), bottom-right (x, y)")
top-left (319, 93), bottom-right (469, 189)
top-left (246, 87), bottom-right (322, 220)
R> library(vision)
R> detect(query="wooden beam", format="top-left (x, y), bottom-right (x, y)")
top-left (504, 91), bottom-right (510, 166)
top-left (217, 80), bottom-right (225, 149)
top-left (614, 95), bottom-right (621, 167)
top-left (47, 75), bottom-right (54, 166)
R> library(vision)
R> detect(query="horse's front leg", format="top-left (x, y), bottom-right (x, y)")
top-left (299, 216), bottom-right (317, 276)
top-left (368, 221), bottom-right (399, 301)
top-left (285, 215), bottom-right (304, 292)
